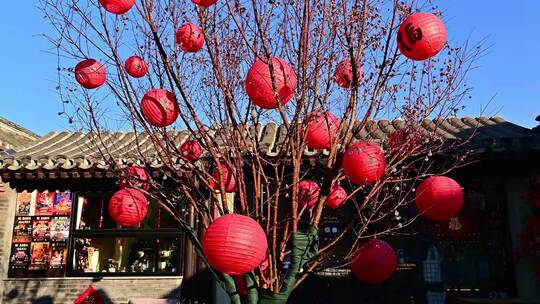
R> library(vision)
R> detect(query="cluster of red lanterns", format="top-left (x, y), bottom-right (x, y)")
top-left (202, 214), bottom-right (268, 275)
top-left (304, 111), bottom-right (339, 150)
top-left (180, 140), bottom-right (204, 162)
top-left (397, 12), bottom-right (447, 61)
top-left (245, 57), bottom-right (297, 109)
top-left (415, 176), bottom-right (464, 221)
top-left (352, 239), bottom-right (397, 284)
top-left (209, 161), bottom-right (237, 192)
top-left (118, 165), bottom-right (150, 190)
top-left (109, 188), bottom-right (149, 227)
top-left (342, 141), bottom-right (386, 186)
top-left (140, 89), bottom-right (180, 127)
top-left (298, 180), bottom-right (320, 208)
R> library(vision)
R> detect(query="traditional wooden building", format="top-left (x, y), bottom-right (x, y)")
top-left (0, 116), bottom-right (539, 303)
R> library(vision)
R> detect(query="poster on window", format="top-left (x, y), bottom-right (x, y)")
top-left (32, 217), bottom-right (51, 242)
top-left (9, 243), bottom-right (30, 269)
top-left (16, 190), bottom-right (36, 216)
top-left (53, 191), bottom-right (72, 215)
top-left (50, 217), bottom-right (70, 241)
top-left (49, 242), bottom-right (67, 269)
top-left (12, 216), bottom-right (32, 243)
top-left (29, 242), bottom-right (50, 270)
top-left (35, 191), bottom-right (55, 216)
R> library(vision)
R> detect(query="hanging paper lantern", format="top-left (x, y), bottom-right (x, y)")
top-left (333, 60), bottom-right (363, 89)
top-left (98, 0), bottom-right (136, 14)
top-left (180, 140), bottom-right (204, 162)
top-left (342, 142), bottom-right (386, 186)
top-left (387, 128), bottom-right (422, 154)
top-left (326, 185), bottom-right (347, 209)
top-left (108, 188), bottom-right (148, 227)
top-left (209, 161), bottom-right (237, 192)
top-left (352, 239), bottom-right (397, 284)
top-left (176, 23), bottom-right (205, 53)
top-left (202, 214), bottom-right (268, 275)
top-left (304, 111), bottom-right (339, 150)
top-left (124, 56), bottom-right (148, 78)
top-left (397, 12), bottom-right (447, 61)
top-left (298, 180), bottom-right (320, 208)
top-left (118, 166), bottom-right (150, 191)
top-left (192, 0), bottom-right (218, 7)
top-left (415, 176), bottom-right (464, 221)
top-left (140, 89), bottom-right (179, 127)
top-left (245, 57), bottom-right (297, 109)
top-left (74, 59), bottom-right (107, 89)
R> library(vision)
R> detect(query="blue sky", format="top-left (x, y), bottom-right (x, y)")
top-left (1, 1), bottom-right (539, 135)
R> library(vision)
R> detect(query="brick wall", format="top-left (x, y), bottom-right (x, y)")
top-left (2, 277), bottom-right (183, 304)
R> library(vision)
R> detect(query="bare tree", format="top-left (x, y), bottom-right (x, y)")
top-left (39, 0), bottom-right (485, 303)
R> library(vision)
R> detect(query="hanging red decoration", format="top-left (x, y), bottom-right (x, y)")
top-left (342, 142), bottom-right (386, 186)
top-left (245, 57), bottom-right (297, 109)
top-left (209, 161), bottom-right (237, 192)
top-left (202, 214), bottom-right (268, 275)
top-left (191, 0), bottom-right (218, 7)
top-left (352, 239), bottom-right (397, 284)
top-left (74, 59), bottom-right (107, 89)
top-left (180, 140), bottom-right (204, 162)
top-left (118, 166), bottom-right (150, 191)
top-left (326, 185), bottom-right (348, 209)
top-left (74, 285), bottom-right (105, 304)
top-left (124, 56), bottom-right (148, 78)
top-left (304, 111), bottom-right (340, 150)
top-left (397, 12), bottom-right (447, 61)
top-left (108, 188), bottom-right (148, 227)
top-left (298, 180), bottom-right (320, 208)
top-left (333, 60), bottom-right (363, 89)
top-left (140, 89), bottom-right (179, 127)
top-left (387, 128), bottom-right (422, 154)
top-left (415, 176), bottom-right (464, 221)
top-left (98, 0), bottom-right (136, 14)
top-left (176, 23), bottom-right (205, 53)
top-left (233, 275), bottom-right (249, 296)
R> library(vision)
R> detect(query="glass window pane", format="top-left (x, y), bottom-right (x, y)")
top-left (71, 236), bottom-right (181, 275)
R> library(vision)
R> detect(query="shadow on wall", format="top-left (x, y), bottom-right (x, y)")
top-left (169, 269), bottom-right (215, 304)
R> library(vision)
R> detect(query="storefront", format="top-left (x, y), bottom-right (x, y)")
top-left (1, 116), bottom-right (540, 303)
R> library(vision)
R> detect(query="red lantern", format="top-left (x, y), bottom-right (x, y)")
top-left (118, 166), bottom-right (150, 191)
top-left (245, 57), bottom-right (297, 109)
top-left (176, 23), bottom-right (205, 53)
top-left (333, 60), bottom-right (363, 89)
top-left (192, 0), bottom-right (218, 7)
top-left (387, 128), bottom-right (422, 153)
top-left (74, 59), bottom-right (107, 89)
top-left (304, 111), bottom-right (339, 150)
top-left (140, 89), bottom-right (179, 127)
top-left (98, 0), bottom-right (136, 14)
top-left (352, 239), bottom-right (397, 284)
top-left (108, 188), bottom-right (148, 227)
top-left (202, 214), bottom-right (268, 275)
top-left (415, 176), bottom-right (463, 221)
top-left (209, 161), bottom-right (237, 192)
top-left (342, 142), bottom-right (386, 186)
top-left (180, 140), bottom-right (204, 162)
top-left (397, 12), bottom-right (447, 61)
top-left (298, 180), bottom-right (320, 208)
top-left (124, 56), bottom-right (148, 78)
top-left (326, 185), bottom-right (347, 209)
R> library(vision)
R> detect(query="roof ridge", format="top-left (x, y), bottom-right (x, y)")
top-left (0, 116), bottom-right (40, 140)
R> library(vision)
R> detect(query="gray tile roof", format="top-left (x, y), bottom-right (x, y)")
top-left (0, 116), bottom-right (40, 152)
top-left (0, 116), bottom-right (536, 178)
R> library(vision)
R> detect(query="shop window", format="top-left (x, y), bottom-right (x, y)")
top-left (8, 189), bottom-right (184, 278)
